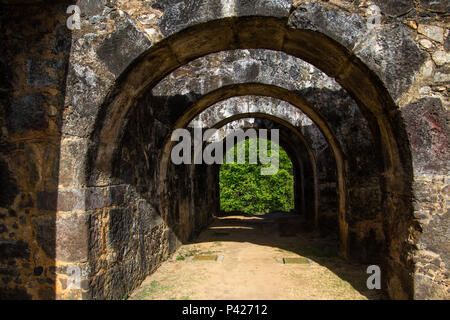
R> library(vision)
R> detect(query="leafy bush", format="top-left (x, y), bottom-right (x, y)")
top-left (219, 138), bottom-right (294, 215)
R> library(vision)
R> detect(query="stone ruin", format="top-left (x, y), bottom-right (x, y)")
top-left (0, 0), bottom-right (448, 299)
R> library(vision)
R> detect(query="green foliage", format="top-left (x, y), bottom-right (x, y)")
top-left (219, 138), bottom-right (294, 215)
top-left (176, 254), bottom-right (185, 261)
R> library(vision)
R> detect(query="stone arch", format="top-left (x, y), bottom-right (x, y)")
top-left (83, 16), bottom-right (411, 192)
top-left (209, 114), bottom-right (320, 226)
top-left (2, 0), bottom-right (448, 301)
top-left (183, 92), bottom-right (342, 233)
top-left (158, 85), bottom-right (347, 254)
top-left (60, 3), bottom-right (436, 299)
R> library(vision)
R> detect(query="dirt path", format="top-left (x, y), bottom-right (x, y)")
top-left (129, 213), bottom-right (382, 300)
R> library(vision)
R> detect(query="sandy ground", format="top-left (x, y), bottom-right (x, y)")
top-left (129, 213), bottom-right (382, 300)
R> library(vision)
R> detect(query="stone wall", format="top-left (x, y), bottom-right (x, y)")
top-left (0, 1), bottom-right (72, 299)
top-left (81, 87), bottom-right (218, 299)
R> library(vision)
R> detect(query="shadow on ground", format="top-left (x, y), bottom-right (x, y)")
top-left (131, 211), bottom-right (383, 300)
top-left (195, 211), bottom-right (383, 300)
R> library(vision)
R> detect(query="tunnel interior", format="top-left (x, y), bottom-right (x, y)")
top-left (88, 47), bottom-right (390, 299)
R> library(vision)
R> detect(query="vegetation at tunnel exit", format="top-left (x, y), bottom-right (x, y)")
top-left (220, 138), bottom-right (294, 215)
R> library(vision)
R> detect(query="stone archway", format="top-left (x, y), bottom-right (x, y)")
top-left (208, 114), bottom-right (319, 226)
top-left (51, 1), bottom-right (447, 299)
top-left (64, 16), bottom-right (414, 299)
top-left (1, 0), bottom-right (448, 301)
top-left (158, 88), bottom-right (346, 248)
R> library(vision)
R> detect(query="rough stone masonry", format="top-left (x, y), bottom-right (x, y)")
top-left (0, 0), bottom-right (448, 300)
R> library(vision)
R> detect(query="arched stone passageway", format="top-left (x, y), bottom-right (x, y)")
top-left (67, 8), bottom-right (446, 297)
top-left (188, 93), bottom-right (381, 242)
top-left (188, 96), bottom-right (336, 231)
top-left (205, 116), bottom-right (321, 228)
top-left (1, 0), bottom-right (448, 300)
top-left (126, 116), bottom-right (363, 300)
top-left (158, 83), bottom-right (381, 260)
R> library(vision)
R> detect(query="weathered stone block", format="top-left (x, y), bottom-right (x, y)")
top-left (154, 0), bottom-right (224, 36)
top-left (414, 273), bottom-right (448, 299)
top-left (289, 2), bottom-right (367, 53)
top-left (85, 187), bottom-right (110, 210)
top-left (403, 97), bottom-right (449, 174)
top-left (96, 16), bottom-right (152, 77)
top-left (419, 0), bottom-right (450, 13)
top-left (32, 215), bottom-right (55, 259)
top-left (353, 24), bottom-right (426, 101)
top-left (374, 0), bottom-right (414, 17)
top-left (107, 207), bottom-right (133, 251)
top-left (289, 2), bottom-right (426, 101)
top-left (26, 57), bottom-right (58, 87)
top-left (138, 200), bottom-right (163, 235)
top-left (37, 191), bottom-right (58, 211)
top-left (78, 0), bottom-right (107, 17)
top-left (58, 138), bottom-right (88, 188)
top-left (6, 94), bottom-right (47, 132)
top-left (56, 213), bottom-right (90, 262)
top-left (0, 239), bottom-right (30, 261)
top-left (418, 24), bottom-right (444, 43)
top-left (57, 189), bottom-right (85, 212)
top-left (0, 159), bottom-right (19, 208)
top-left (235, 0), bottom-right (291, 17)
